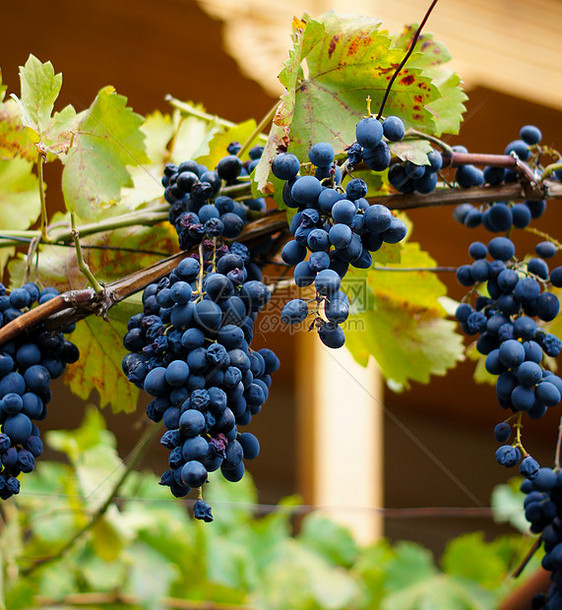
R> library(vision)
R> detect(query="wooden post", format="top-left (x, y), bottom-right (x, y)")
top-left (297, 331), bottom-right (383, 543)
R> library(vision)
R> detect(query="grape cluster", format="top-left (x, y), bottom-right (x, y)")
top-left (161, 147), bottom-right (265, 250)
top-left (519, 469), bottom-right (562, 608)
top-left (122, 240), bottom-right (278, 521)
top-left (346, 114), bottom-right (443, 195)
top-left (452, 124), bottom-right (548, 230)
top-left (0, 282), bottom-right (79, 498)
top-left (273, 138), bottom-right (407, 348)
top-left (454, 236), bottom-right (562, 473)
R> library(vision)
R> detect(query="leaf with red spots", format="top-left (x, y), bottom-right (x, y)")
top-left (256, 13), bottom-right (465, 195)
top-left (393, 26), bottom-right (467, 136)
top-left (281, 13), bottom-right (449, 159)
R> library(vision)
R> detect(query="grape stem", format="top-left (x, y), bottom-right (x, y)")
top-left (21, 421), bottom-right (161, 577)
top-left (524, 226), bottom-right (562, 250)
top-left (70, 212), bottom-right (104, 294)
top-left (403, 129), bottom-right (454, 157)
top-left (237, 102), bottom-right (279, 160)
top-left (37, 150), bottom-right (50, 244)
top-left (513, 412), bottom-right (526, 455)
top-left (542, 160), bottom-right (562, 180)
top-left (165, 95), bottom-right (268, 146)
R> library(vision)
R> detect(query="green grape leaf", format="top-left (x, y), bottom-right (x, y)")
top-left (352, 540), bottom-right (395, 607)
top-left (298, 513), bottom-right (359, 567)
top-left (91, 513), bottom-right (125, 562)
top-left (256, 540), bottom-right (360, 610)
top-left (120, 111), bottom-right (176, 210)
top-left (343, 241), bottom-right (464, 390)
top-left (467, 343), bottom-right (496, 386)
top-left (124, 543), bottom-right (179, 605)
top-left (491, 479), bottom-right (529, 534)
top-left (381, 574), bottom-right (495, 610)
top-left (0, 98), bottom-right (38, 161)
top-left (393, 27), bottom-right (467, 136)
top-left (0, 157), bottom-right (41, 275)
top-left (253, 18), bottom-right (310, 195)
top-left (15, 55), bottom-right (62, 136)
top-left (8, 218), bottom-right (176, 412)
top-left (61, 86), bottom-right (149, 220)
top-left (64, 316), bottom-right (138, 413)
top-left (389, 138), bottom-right (434, 164)
top-left (256, 13), bottom-right (465, 196)
top-left (441, 532), bottom-right (509, 590)
top-left (141, 111), bottom-right (175, 164)
top-left (46, 406), bottom-right (116, 463)
top-left (384, 541), bottom-right (437, 591)
top-left (0, 69), bottom-right (5, 102)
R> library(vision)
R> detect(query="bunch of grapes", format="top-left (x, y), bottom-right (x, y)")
top-left (272, 136), bottom-right (407, 348)
top-left (519, 468), bottom-right (562, 608)
top-left (346, 113), bottom-right (443, 195)
top-left (122, 240), bottom-right (278, 521)
top-left (0, 282), bottom-right (79, 498)
top-left (161, 146), bottom-right (266, 251)
top-left (452, 125), bottom-right (550, 230)
top-left (454, 236), bottom-right (562, 474)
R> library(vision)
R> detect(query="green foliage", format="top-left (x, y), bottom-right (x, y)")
top-left (491, 477), bottom-right (531, 534)
top-left (0, 412), bottom-right (529, 609)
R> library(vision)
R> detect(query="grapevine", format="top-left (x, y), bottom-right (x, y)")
top-left (1, 4), bottom-right (562, 607)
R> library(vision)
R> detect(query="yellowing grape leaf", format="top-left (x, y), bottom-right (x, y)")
top-left (120, 111), bottom-right (176, 210)
top-left (61, 86), bottom-right (149, 220)
top-left (169, 106), bottom-right (221, 164)
top-left (344, 241), bottom-right (464, 390)
top-left (0, 98), bottom-right (38, 161)
top-left (0, 158), bottom-right (41, 275)
top-left (393, 27), bottom-right (467, 136)
top-left (195, 119), bottom-right (257, 169)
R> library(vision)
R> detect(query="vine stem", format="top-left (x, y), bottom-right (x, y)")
top-left (1, 173), bottom-right (562, 345)
top-left (21, 421), bottom-right (161, 577)
top-left (513, 412), bottom-right (525, 454)
top-left (542, 160), bottom-right (562, 180)
top-left (404, 128), bottom-right (453, 156)
top-left (37, 151), bottom-right (49, 243)
top-left (525, 226), bottom-right (562, 250)
top-left (164, 95), bottom-right (267, 146)
top-left (33, 592), bottom-right (253, 609)
top-left (165, 95), bottom-right (237, 129)
top-left (70, 212), bottom-right (104, 294)
top-left (237, 102), bottom-right (279, 160)
top-left (555, 416), bottom-right (562, 470)
top-left (376, 0), bottom-right (439, 119)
